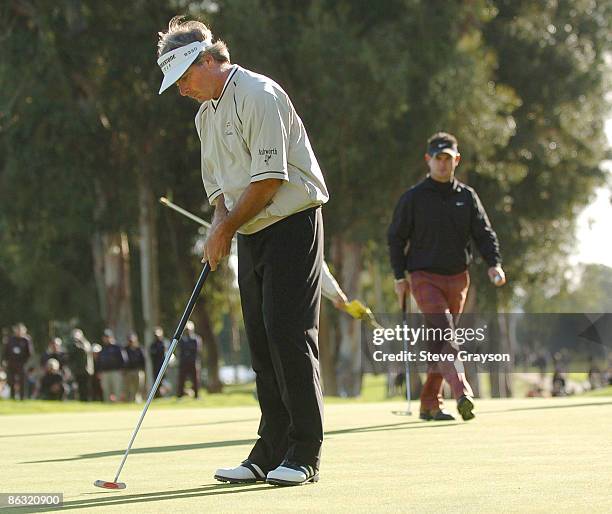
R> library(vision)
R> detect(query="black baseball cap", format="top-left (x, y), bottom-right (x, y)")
top-left (427, 133), bottom-right (459, 158)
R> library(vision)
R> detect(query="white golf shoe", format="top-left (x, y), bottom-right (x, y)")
top-left (266, 460), bottom-right (319, 486)
top-left (214, 460), bottom-right (266, 484)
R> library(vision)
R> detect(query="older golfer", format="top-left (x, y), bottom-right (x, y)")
top-left (157, 17), bottom-right (328, 486)
top-left (388, 132), bottom-right (505, 422)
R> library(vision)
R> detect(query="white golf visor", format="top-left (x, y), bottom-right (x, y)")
top-left (157, 40), bottom-right (211, 94)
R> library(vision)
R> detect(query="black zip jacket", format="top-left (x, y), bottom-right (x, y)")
top-left (387, 176), bottom-right (501, 279)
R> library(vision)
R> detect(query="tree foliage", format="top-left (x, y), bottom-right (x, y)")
top-left (1, 0), bottom-right (610, 352)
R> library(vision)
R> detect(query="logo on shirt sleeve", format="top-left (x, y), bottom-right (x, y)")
top-left (258, 147), bottom-right (278, 166)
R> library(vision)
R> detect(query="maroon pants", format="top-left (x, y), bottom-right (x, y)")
top-left (410, 270), bottom-right (473, 412)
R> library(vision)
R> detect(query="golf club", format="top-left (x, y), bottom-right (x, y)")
top-left (392, 294), bottom-right (412, 416)
top-left (160, 196), bottom-right (213, 230)
top-left (160, 197), bottom-right (239, 256)
top-left (94, 261), bottom-right (212, 490)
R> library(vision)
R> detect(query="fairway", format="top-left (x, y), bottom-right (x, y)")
top-left (2, 397), bottom-right (611, 513)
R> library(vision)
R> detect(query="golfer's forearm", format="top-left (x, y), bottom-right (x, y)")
top-left (219, 179), bottom-right (283, 235)
top-left (211, 196), bottom-right (229, 229)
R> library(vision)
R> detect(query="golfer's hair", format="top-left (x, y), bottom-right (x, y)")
top-left (157, 16), bottom-right (230, 63)
top-left (427, 132), bottom-right (458, 146)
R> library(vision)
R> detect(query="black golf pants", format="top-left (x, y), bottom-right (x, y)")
top-left (238, 207), bottom-right (324, 472)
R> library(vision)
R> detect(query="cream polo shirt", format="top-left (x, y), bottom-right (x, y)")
top-left (194, 65), bottom-right (329, 234)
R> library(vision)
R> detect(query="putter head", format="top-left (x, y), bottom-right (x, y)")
top-left (391, 410), bottom-right (412, 416)
top-left (94, 480), bottom-right (127, 490)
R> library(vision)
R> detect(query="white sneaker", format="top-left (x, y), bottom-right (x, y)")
top-left (214, 460), bottom-right (266, 484)
top-left (266, 460), bottom-right (319, 486)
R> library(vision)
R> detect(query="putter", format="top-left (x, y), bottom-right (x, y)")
top-left (94, 262), bottom-right (212, 490)
top-left (392, 295), bottom-right (412, 416)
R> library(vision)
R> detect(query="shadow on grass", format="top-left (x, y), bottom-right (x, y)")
top-left (22, 418), bottom-right (461, 465)
top-left (0, 418), bottom-right (258, 440)
top-left (482, 400), bottom-right (612, 414)
top-left (326, 420), bottom-right (462, 435)
top-left (6, 483), bottom-right (276, 513)
top-left (22, 438), bottom-right (257, 464)
top-left (25, 399), bottom-right (610, 465)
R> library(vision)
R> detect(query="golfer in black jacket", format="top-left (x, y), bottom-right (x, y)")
top-left (388, 132), bottom-right (505, 421)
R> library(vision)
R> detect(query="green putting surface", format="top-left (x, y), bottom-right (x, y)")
top-left (2, 397), bottom-right (611, 513)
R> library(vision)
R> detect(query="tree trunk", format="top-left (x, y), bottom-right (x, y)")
top-left (368, 259), bottom-right (384, 377)
top-left (195, 296), bottom-right (223, 393)
top-left (498, 312), bottom-right (514, 397)
top-left (405, 293), bottom-right (423, 400)
top-left (488, 312), bottom-right (502, 398)
top-left (332, 237), bottom-right (362, 397)
top-left (91, 231), bottom-right (134, 343)
top-left (230, 308), bottom-right (241, 385)
top-left (138, 171), bottom-right (160, 389)
top-left (92, 232), bottom-right (107, 327)
top-left (319, 302), bottom-right (338, 395)
top-left (462, 284), bottom-right (481, 398)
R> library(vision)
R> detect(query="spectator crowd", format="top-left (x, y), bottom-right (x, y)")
top-left (0, 321), bottom-right (203, 402)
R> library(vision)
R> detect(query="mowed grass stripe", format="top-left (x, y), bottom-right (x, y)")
top-left (2, 398), bottom-right (611, 513)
